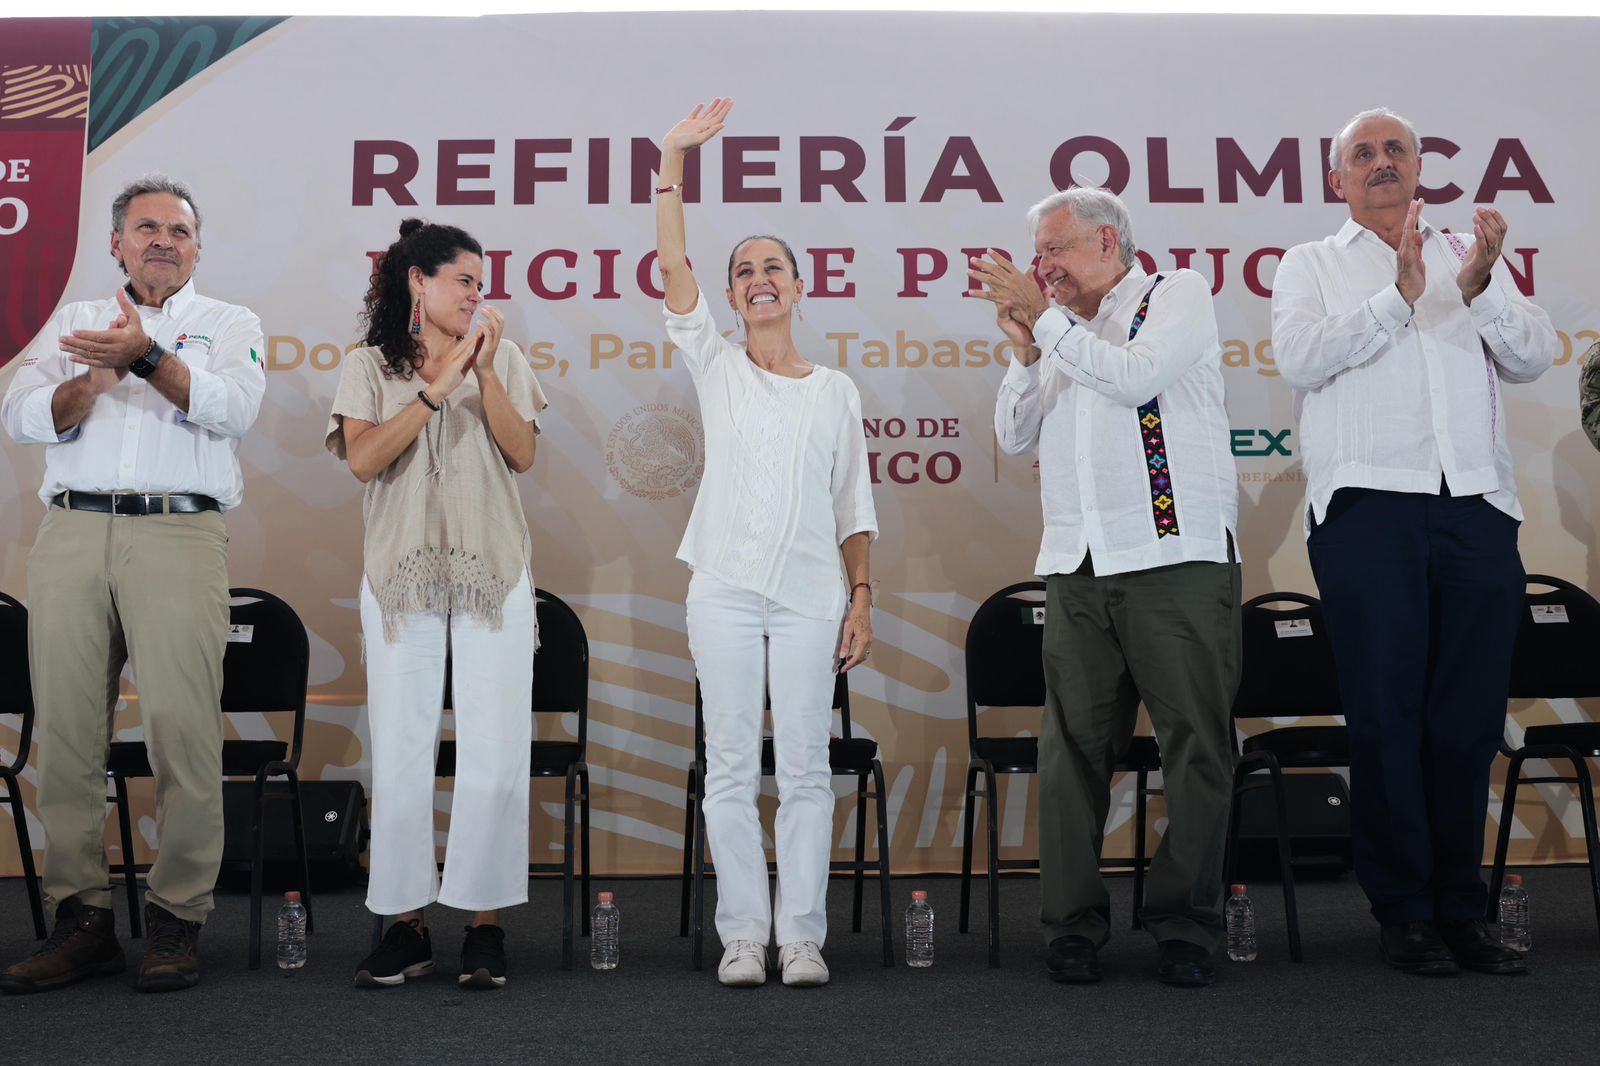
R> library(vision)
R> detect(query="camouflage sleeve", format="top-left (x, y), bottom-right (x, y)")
top-left (1582, 342), bottom-right (1600, 451)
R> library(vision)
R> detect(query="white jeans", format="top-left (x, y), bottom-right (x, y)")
top-left (361, 572), bottom-right (534, 915)
top-left (686, 572), bottom-right (842, 948)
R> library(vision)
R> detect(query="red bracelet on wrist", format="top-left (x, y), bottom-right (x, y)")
top-left (851, 582), bottom-right (873, 606)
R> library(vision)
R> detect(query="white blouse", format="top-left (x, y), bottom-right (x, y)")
top-left (663, 289), bottom-right (878, 621)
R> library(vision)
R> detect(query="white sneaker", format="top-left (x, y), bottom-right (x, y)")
top-left (717, 939), bottom-right (768, 987)
top-left (778, 941), bottom-right (830, 987)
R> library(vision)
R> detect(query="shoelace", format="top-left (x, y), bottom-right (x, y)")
top-left (32, 918), bottom-right (83, 958)
top-left (784, 942), bottom-right (822, 966)
top-left (147, 918), bottom-right (192, 960)
top-left (728, 940), bottom-right (765, 964)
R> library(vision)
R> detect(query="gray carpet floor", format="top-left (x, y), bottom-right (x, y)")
top-left (2, 869), bottom-right (1599, 1064)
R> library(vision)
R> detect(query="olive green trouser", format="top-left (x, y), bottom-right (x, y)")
top-left (27, 503), bottom-right (229, 924)
top-left (1038, 553), bottom-right (1240, 952)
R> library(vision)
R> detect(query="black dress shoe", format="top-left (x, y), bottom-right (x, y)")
top-left (1379, 922), bottom-right (1459, 975)
top-left (1045, 936), bottom-right (1101, 984)
top-left (1438, 919), bottom-right (1528, 975)
top-left (1156, 940), bottom-right (1215, 987)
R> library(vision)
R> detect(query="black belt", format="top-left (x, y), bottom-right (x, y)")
top-left (51, 491), bottom-right (221, 515)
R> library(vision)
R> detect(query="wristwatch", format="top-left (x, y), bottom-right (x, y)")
top-left (128, 340), bottom-right (165, 379)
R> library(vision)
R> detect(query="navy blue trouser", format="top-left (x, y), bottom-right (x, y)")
top-left (1308, 487), bottom-right (1524, 926)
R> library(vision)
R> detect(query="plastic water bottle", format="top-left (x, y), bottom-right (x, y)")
top-left (1225, 884), bottom-right (1257, 962)
top-left (590, 892), bottom-right (619, 970)
top-left (276, 891), bottom-right (307, 970)
top-left (905, 889), bottom-right (934, 967)
top-left (1498, 874), bottom-right (1531, 953)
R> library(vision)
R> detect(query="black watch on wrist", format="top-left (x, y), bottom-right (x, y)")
top-left (128, 340), bottom-right (165, 379)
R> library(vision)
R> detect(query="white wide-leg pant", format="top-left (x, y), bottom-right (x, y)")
top-left (686, 572), bottom-right (842, 948)
top-left (361, 572), bottom-right (534, 915)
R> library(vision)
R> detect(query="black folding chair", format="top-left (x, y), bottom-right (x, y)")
top-left (368, 587), bottom-right (592, 969)
top-left (0, 591), bottom-right (47, 939)
top-left (1487, 574), bottom-right (1600, 938)
top-left (958, 581), bottom-right (1161, 967)
top-left (1221, 592), bottom-right (1344, 963)
top-left (678, 670), bottom-right (894, 970)
top-left (106, 587), bottom-right (314, 969)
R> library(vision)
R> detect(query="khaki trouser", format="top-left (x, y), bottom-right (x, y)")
top-left (1038, 552), bottom-right (1241, 953)
top-left (27, 503), bottom-right (229, 923)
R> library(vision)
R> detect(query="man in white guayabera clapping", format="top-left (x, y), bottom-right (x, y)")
top-left (1272, 106), bottom-right (1556, 977)
top-left (970, 187), bottom-right (1240, 988)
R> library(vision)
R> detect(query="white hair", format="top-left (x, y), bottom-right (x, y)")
top-left (1328, 107), bottom-right (1421, 171)
top-left (1026, 187), bottom-right (1137, 269)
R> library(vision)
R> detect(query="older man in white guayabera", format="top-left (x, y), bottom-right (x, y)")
top-left (0, 174), bottom-right (266, 995)
top-left (1272, 106), bottom-right (1557, 978)
top-left (969, 186), bottom-right (1240, 989)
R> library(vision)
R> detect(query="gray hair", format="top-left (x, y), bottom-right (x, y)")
top-left (110, 173), bottom-right (201, 237)
top-left (1026, 187), bottom-right (1137, 269)
top-left (1328, 107), bottom-right (1421, 171)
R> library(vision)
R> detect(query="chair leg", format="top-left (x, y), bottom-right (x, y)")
top-left (579, 766), bottom-right (592, 937)
top-left (1569, 757), bottom-right (1600, 942)
top-left (959, 763), bottom-right (978, 935)
top-left (678, 765), bottom-right (695, 938)
top-left (113, 775), bottom-right (142, 938)
top-left (872, 761), bottom-right (894, 967)
top-left (1131, 769), bottom-right (1149, 931)
top-left (691, 765), bottom-right (707, 971)
top-left (1223, 766), bottom-right (1245, 889)
top-left (1264, 761), bottom-right (1303, 963)
top-left (560, 768), bottom-right (576, 971)
top-left (984, 765), bottom-right (1001, 968)
top-left (852, 773), bottom-right (868, 934)
top-left (250, 777), bottom-right (268, 970)
top-left (1486, 754), bottom-right (1524, 922)
top-left (370, 911), bottom-right (383, 953)
top-left (287, 774), bottom-right (315, 935)
top-left (5, 784), bottom-right (47, 939)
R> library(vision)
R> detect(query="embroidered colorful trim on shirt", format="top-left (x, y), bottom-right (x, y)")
top-left (1130, 276), bottom-right (1179, 538)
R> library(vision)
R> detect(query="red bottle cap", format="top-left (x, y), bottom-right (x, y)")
top-left (1505, 874), bottom-right (1523, 887)
top-left (912, 890), bottom-right (928, 902)
top-left (1230, 884), bottom-right (1247, 896)
top-left (284, 891), bottom-right (302, 903)
top-left (598, 891), bottom-right (614, 903)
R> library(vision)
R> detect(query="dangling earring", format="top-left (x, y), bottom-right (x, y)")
top-left (410, 293), bottom-right (422, 336)
top-left (795, 302), bottom-right (804, 323)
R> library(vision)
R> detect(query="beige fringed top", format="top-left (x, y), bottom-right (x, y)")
top-left (325, 340), bottom-right (547, 640)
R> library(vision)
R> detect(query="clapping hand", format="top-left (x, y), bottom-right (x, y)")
top-left (1395, 198), bottom-right (1426, 308)
top-left (968, 251), bottom-right (1048, 348)
top-left (1456, 207), bottom-right (1507, 303)
top-left (470, 306), bottom-right (505, 381)
top-left (61, 288), bottom-right (148, 375)
top-left (662, 98), bottom-right (732, 157)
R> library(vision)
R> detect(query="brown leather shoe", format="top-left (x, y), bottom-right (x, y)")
top-left (0, 897), bottom-right (125, 995)
top-left (136, 903), bottom-right (203, 993)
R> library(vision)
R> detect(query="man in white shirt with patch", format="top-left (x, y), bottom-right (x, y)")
top-left (1273, 107), bottom-right (1555, 977)
top-left (0, 174), bottom-right (265, 995)
top-left (972, 187), bottom-right (1239, 988)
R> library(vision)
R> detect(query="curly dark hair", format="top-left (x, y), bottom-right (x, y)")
top-left (359, 219), bottom-right (484, 379)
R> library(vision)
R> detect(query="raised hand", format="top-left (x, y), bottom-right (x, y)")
top-left (1395, 197), bottom-right (1426, 308)
top-left (662, 98), bottom-right (732, 157)
top-left (61, 288), bottom-right (149, 371)
top-left (1456, 206), bottom-right (1507, 303)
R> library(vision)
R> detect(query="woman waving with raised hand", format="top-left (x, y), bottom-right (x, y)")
top-left (655, 99), bottom-right (879, 989)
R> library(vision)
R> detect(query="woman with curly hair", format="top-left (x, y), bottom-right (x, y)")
top-left (326, 219), bottom-right (546, 990)
top-left (656, 99), bottom-right (878, 989)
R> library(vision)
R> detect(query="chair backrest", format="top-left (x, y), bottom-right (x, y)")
top-left (691, 671), bottom-right (852, 760)
top-left (1232, 592), bottom-right (1343, 720)
top-left (0, 591), bottom-right (34, 775)
top-left (533, 588), bottom-right (590, 753)
top-left (1508, 575), bottom-right (1600, 701)
top-left (964, 582), bottom-right (1048, 752)
top-left (221, 588), bottom-right (311, 765)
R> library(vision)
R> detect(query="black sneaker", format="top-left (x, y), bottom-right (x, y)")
top-left (355, 920), bottom-right (434, 988)
top-left (459, 924), bottom-right (507, 989)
